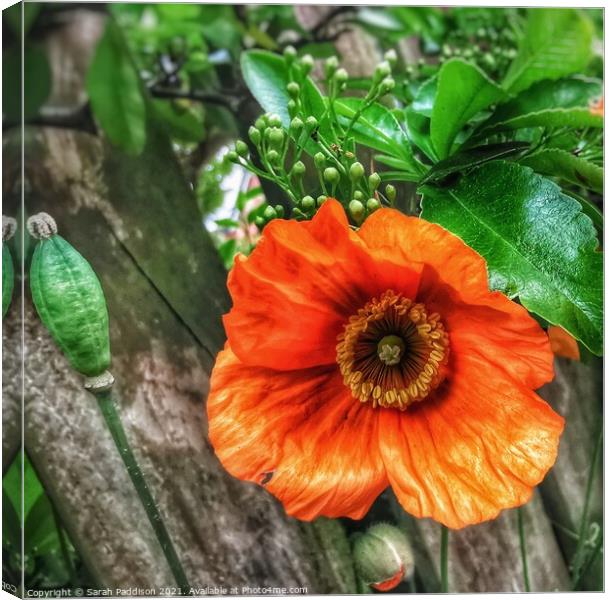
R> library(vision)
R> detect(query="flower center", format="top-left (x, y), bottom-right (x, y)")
top-left (336, 290), bottom-right (450, 410)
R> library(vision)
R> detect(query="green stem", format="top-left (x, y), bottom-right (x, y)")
top-left (517, 507), bottom-right (531, 592)
top-left (571, 426), bottom-right (603, 587)
top-left (93, 388), bottom-right (192, 595)
top-left (440, 525), bottom-right (449, 593)
top-left (572, 532), bottom-right (603, 591)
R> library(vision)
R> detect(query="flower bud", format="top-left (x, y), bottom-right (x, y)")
top-left (349, 199), bottom-right (365, 223)
top-left (287, 82), bottom-right (300, 99)
top-left (384, 49), bottom-right (398, 65)
top-left (352, 523), bottom-right (414, 592)
top-left (283, 45), bottom-right (297, 63)
top-left (291, 161), bottom-right (306, 177)
top-left (385, 184), bottom-right (396, 203)
top-left (290, 117), bottom-right (304, 133)
top-left (301, 196), bottom-right (315, 211)
top-left (268, 113), bottom-right (283, 128)
top-left (248, 126), bottom-right (261, 145)
top-left (317, 195), bottom-right (327, 206)
top-left (300, 54), bottom-right (314, 75)
top-left (292, 207), bottom-right (307, 220)
top-left (274, 205), bottom-right (285, 218)
top-left (353, 190), bottom-right (364, 201)
top-left (323, 167), bottom-right (340, 185)
top-left (368, 172), bottom-right (381, 191)
top-left (254, 216), bottom-right (265, 228)
top-left (374, 60), bottom-right (392, 82)
top-left (287, 99), bottom-right (297, 117)
top-left (314, 152), bottom-right (326, 169)
top-left (263, 205), bottom-right (277, 221)
top-left (334, 68), bottom-right (348, 85)
top-left (227, 150), bottom-right (240, 163)
top-left (267, 127), bottom-right (285, 148)
top-left (305, 115), bottom-right (318, 129)
top-left (379, 77), bottom-right (395, 95)
top-left (366, 198), bottom-right (380, 212)
top-left (349, 162), bottom-right (365, 182)
top-left (325, 56), bottom-right (339, 78)
top-left (266, 149), bottom-right (280, 163)
top-left (235, 140), bottom-right (249, 157)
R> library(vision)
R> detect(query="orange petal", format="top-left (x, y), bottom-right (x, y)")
top-left (548, 326), bottom-right (580, 361)
top-left (378, 354), bottom-right (564, 529)
top-left (590, 96), bottom-right (604, 117)
top-left (207, 346), bottom-right (388, 520)
top-left (225, 200), bottom-right (422, 370)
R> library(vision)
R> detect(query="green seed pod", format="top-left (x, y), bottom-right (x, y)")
top-left (353, 523), bottom-right (414, 591)
top-left (28, 213), bottom-right (110, 377)
top-left (263, 205), bottom-right (277, 221)
top-left (314, 152), bottom-right (326, 169)
top-left (385, 184), bottom-right (397, 203)
top-left (291, 161), bottom-right (306, 177)
top-left (323, 167), bottom-right (340, 185)
top-left (366, 198), bottom-right (380, 212)
top-left (2, 216), bottom-right (16, 318)
top-left (349, 199), bottom-right (365, 223)
top-left (248, 126), bottom-right (261, 146)
top-left (235, 140), bottom-right (249, 157)
top-left (368, 172), bottom-right (381, 191)
top-left (301, 196), bottom-right (315, 211)
top-left (287, 82), bottom-right (300, 99)
top-left (349, 162), bottom-right (365, 182)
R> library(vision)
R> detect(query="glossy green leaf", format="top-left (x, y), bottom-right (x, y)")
top-left (334, 98), bottom-right (418, 169)
top-left (152, 100), bottom-right (205, 143)
top-left (420, 160), bottom-right (602, 354)
top-left (503, 9), bottom-right (594, 94)
top-left (410, 76), bottom-right (437, 117)
top-left (86, 21), bottom-right (147, 155)
top-left (521, 148), bottom-right (603, 194)
top-left (405, 106), bottom-right (436, 161)
top-left (431, 59), bottom-right (505, 159)
top-left (420, 142), bottom-right (530, 184)
top-left (485, 108), bottom-right (602, 132)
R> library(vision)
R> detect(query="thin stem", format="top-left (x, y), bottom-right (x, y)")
top-left (440, 525), bottom-right (449, 593)
top-left (571, 425), bottom-right (603, 587)
top-left (518, 507), bottom-right (531, 592)
top-left (572, 531), bottom-right (603, 591)
top-left (93, 388), bottom-right (192, 595)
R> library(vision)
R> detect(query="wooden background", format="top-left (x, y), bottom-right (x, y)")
top-left (2, 6), bottom-right (602, 594)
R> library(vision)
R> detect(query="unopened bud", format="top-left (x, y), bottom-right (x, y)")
top-left (369, 172), bottom-right (381, 190)
top-left (291, 161), bottom-right (306, 177)
top-left (267, 127), bottom-right (285, 147)
top-left (366, 198), bottom-right (380, 212)
top-left (283, 45), bottom-right (297, 63)
top-left (274, 205), bottom-right (285, 218)
top-left (349, 199), bottom-right (365, 223)
top-left (352, 524), bottom-right (414, 592)
top-left (334, 68), bottom-right (348, 85)
top-left (248, 126), bottom-right (261, 145)
top-left (287, 99), bottom-right (297, 117)
top-left (379, 77), bottom-right (395, 95)
top-left (325, 56), bottom-right (339, 78)
top-left (301, 196), bottom-right (315, 211)
top-left (317, 195), bottom-right (327, 206)
top-left (287, 82), bottom-right (300, 99)
top-left (385, 184), bottom-right (396, 203)
top-left (305, 116), bottom-right (318, 129)
top-left (255, 117), bottom-right (267, 131)
top-left (266, 149), bottom-right (280, 163)
top-left (263, 205), bottom-right (277, 221)
top-left (349, 162), bottom-right (365, 181)
top-left (384, 49), bottom-right (398, 65)
top-left (235, 140), bottom-right (249, 157)
top-left (290, 117), bottom-right (304, 133)
top-left (300, 54), bottom-right (314, 75)
top-left (227, 150), bottom-right (240, 163)
top-left (353, 190), bottom-right (364, 201)
top-left (374, 60), bottom-right (391, 82)
top-left (268, 113), bottom-right (283, 128)
top-left (254, 216), bottom-right (265, 228)
top-left (324, 167), bottom-right (340, 185)
top-left (314, 152), bottom-right (326, 169)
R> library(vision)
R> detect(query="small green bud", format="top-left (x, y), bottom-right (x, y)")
top-left (334, 68), bottom-right (348, 85)
top-left (482, 53), bottom-right (496, 69)
top-left (283, 45), bottom-right (297, 63)
top-left (305, 115), bottom-right (318, 129)
top-left (369, 172), bottom-right (381, 191)
top-left (353, 523), bottom-right (414, 591)
top-left (287, 99), bottom-right (297, 117)
top-left (292, 207), bottom-right (307, 220)
top-left (385, 184), bottom-right (396, 203)
top-left (267, 127), bottom-right (285, 148)
top-left (255, 117), bottom-right (267, 131)
top-left (287, 82), bottom-right (300, 99)
top-left (366, 198), bottom-right (380, 212)
top-left (374, 60), bottom-right (392, 82)
top-left (290, 117), bottom-right (304, 132)
top-left (349, 162), bottom-right (365, 182)
top-left (325, 56), bottom-right (339, 78)
top-left (301, 196), bottom-right (315, 211)
top-left (379, 77), bottom-right (395, 95)
top-left (291, 161), bottom-right (306, 177)
top-left (235, 140), bottom-right (249, 157)
top-left (263, 205), bottom-right (277, 221)
top-left (254, 216), bottom-right (265, 228)
top-left (248, 126), bottom-right (261, 145)
top-left (323, 167), bottom-right (340, 185)
top-left (300, 54), bottom-right (314, 75)
top-left (274, 205), bottom-right (285, 218)
top-left (227, 150), bottom-right (240, 163)
top-left (353, 190), bottom-right (364, 201)
top-left (314, 152), bottom-right (326, 169)
top-left (349, 199), bottom-right (365, 223)
top-left (317, 195), bottom-right (327, 206)
top-left (268, 113), bottom-right (283, 128)
top-left (442, 44), bottom-right (452, 56)
top-left (266, 149), bottom-right (280, 163)
top-left (384, 49), bottom-right (398, 65)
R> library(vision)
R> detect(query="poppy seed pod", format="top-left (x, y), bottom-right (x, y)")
top-left (352, 524), bottom-right (414, 592)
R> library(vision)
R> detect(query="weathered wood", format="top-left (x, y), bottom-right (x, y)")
top-left (538, 357), bottom-right (603, 590)
top-left (3, 7), bottom-right (357, 594)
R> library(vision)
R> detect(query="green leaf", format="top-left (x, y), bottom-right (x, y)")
top-left (484, 108), bottom-right (602, 132)
top-left (152, 100), bottom-right (205, 143)
top-left (565, 191), bottom-right (603, 231)
top-left (334, 98), bottom-right (417, 168)
top-left (430, 59), bottom-right (505, 159)
top-left (86, 21), bottom-right (147, 155)
top-left (374, 154), bottom-right (417, 171)
top-left (520, 148), bottom-right (603, 194)
top-left (420, 160), bottom-right (602, 354)
top-left (405, 106), bottom-right (436, 161)
top-left (218, 239), bottom-right (238, 269)
top-left (410, 76), bottom-right (437, 117)
top-left (240, 49), bottom-right (326, 130)
top-left (215, 218), bottom-right (240, 228)
top-left (420, 142), bottom-right (530, 184)
top-left (503, 9), bottom-right (594, 94)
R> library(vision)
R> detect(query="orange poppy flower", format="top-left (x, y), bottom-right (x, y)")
top-left (548, 326), bottom-right (580, 361)
top-left (207, 200), bottom-right (564, 529)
